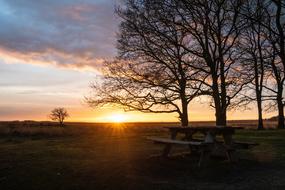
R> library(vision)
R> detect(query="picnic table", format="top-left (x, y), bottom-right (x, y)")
top-left (148, 126), bottom-right (258, 166)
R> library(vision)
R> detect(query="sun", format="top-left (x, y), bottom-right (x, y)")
top-left (109, 114), bottom-right (127, 123)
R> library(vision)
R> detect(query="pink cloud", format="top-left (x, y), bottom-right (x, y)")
top-left (0, 0), bottom-right (118, 71)
top-left (62, 4), bottom-right (98, 21)
top-left (0, 46), bottom-right (104, 72)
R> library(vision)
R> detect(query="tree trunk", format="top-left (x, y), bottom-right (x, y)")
top-left (218, 35), bottom-right (228, 127)
top-left (215, 107), bottom-right (227, 126)
top-left (277, 92), bottom-right (285, 129)
top-left (180, 94), bottom-right (189, 127)
top-left (255, 66), bottom-right (263, 130)
top-left (213, 89), bottom-right (227, 126)
top-left (212, 76), bottom-right (227, 126)
top-left (256, 26), bottom-right (264, 130)
top-left (257, 98), bottom-right (264, 130)
top-left (180, 112), bottom-right (188, 127)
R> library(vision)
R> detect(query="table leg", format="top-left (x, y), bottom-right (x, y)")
top-left (223, 133), bottom-right (238, 162)
top-left (198, 144), bottom-right (211, 167)
top-left (205, 131), bottom-right (215, 143)
top-left (162, 131), bottom-right (177, 157)
top-left (186, 132), bottom-right (196, 153)
top-left (184, 131), bottom-right (194, 140)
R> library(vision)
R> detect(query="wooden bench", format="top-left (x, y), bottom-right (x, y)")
top-left (147, 137), bottom-right (212, 167)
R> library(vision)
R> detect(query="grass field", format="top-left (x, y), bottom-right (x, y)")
top-left (0, 121), bottom-right (285, 190)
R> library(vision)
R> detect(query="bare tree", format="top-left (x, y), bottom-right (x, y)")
top-left (253, 0), bottom-right (285, 128)
top-left (239, 0), bottom-right (270, 130)
top-left (238, 0), bottom-right (285, 129)
top-left (170, 0), bottom-right (250, 126)
top-left (49, 108), bottom-right (69, 127)
top-left (265, 50), bottom-right (285, 129)
top-left (266, 0), bottom-right (285, 129)
top-left (87, 0), bottom-right (207, 126)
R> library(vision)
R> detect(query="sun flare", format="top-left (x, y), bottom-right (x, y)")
top-left (109, 114), bottom-right (127, 123)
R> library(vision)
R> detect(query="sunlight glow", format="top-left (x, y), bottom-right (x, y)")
top-left (108, 114), bottom-right (128, 123)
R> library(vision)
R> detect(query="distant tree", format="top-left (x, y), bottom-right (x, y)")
top-left (49, 108), bottom-right (69, 127)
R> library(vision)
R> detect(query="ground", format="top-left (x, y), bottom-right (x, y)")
top-left (0, 121), bottom-right (285, 190)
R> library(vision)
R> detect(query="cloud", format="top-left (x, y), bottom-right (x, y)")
top-left (0, 46), bottom-right (105, 71)
top-left (0, 0), bottom-right (119, 70)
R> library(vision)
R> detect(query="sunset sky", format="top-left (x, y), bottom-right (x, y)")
top-left (0, 0), bottom-right (277, 122)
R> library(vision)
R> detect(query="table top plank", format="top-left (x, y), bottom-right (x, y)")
top-left (164, 126), bottom-right (243, 136)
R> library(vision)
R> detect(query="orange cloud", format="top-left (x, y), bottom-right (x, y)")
top-left (0, 46), bottom-right (104, 72)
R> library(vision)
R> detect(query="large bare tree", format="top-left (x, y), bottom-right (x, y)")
top-left (87, 0), bottom-right (206, 126)
top-left (266, 0), bottom-right (285, 129)
top-left (239, 0), bottom-right (270, 130)
top-left (239, 0), bottom-right (285, 129)
top-left (251, 0), bottom-right (285, 128)
top-left (170, 0), bottom-right (250, 126)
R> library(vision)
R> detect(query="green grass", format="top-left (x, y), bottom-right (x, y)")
top-left (0, 123), bottom-right (285, 190)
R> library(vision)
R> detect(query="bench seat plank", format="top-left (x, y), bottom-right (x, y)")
top-left (234, 141), bottom-right (259, 149)
top-left (147, 137), bottom-right (206, 146)
top-left (234, 141), bottom-right (259, 146)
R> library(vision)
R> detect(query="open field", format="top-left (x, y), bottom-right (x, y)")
top-left (1, 121), bottom-right (285, 190)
